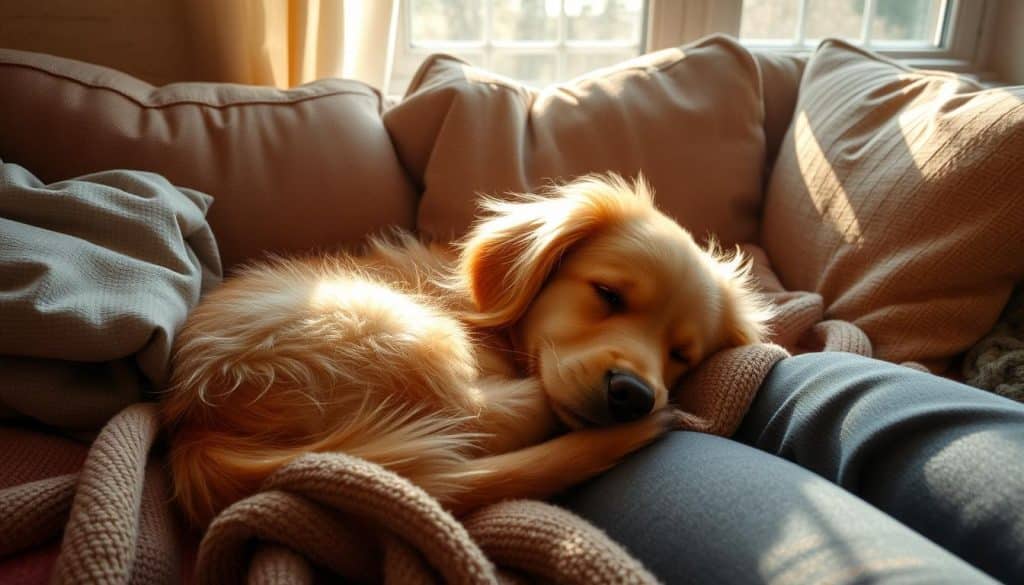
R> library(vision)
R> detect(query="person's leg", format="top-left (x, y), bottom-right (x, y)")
top-left (558, 431), bottom-right (997, 584)
top-left (736, 353), bottom-right (1024, 584)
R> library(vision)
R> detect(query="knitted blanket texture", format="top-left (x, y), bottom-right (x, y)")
top-left (963, 285), bottom-right (1024, 402)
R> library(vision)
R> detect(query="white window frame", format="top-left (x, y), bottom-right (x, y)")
top-left (393, 0), bottom-right (997, 94)
top-left (647, 0), bottom-right (996, 74)
top-left (391, 0), bottom-right (649, 90)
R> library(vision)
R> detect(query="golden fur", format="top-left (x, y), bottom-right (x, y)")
top-left (161, 174), bottom-right (773, 527)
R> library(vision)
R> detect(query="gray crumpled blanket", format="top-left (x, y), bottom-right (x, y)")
top-left (0, 159), bottom-right (221, 431)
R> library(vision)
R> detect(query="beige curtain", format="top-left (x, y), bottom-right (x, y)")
top-left (184, 0), bottom-right (399, 91)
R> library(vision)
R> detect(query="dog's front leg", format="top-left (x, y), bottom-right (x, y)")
top-left (447, 409), bottom-right (691, 516)
top-left (470, 376), bottom-right (560, 454)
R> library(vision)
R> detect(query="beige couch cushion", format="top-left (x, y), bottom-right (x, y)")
top-left (0, 49), bottom-right (417, 269)
top-left (752, 51), bottom-right (806, 172)
top-left (761, 40), bottom-right (1024, 371)
top-left (384, 34), bottom-right (767, 246)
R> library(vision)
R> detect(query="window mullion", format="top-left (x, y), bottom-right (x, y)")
top-left (795, 0), bottom-right (809, 46)
top-left (935, 0), bottom-right (952, 48)
top-left (861, 0), bottom-right (877, 46)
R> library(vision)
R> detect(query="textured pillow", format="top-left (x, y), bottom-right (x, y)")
top-left (0, 49), bottom-right (417, 269)
top-left (761, 40), bottom-right (1024, 371)
top-left (384, 34), bottom-right (767, 246)
top-left (752, 51), bottom-right (806, 171)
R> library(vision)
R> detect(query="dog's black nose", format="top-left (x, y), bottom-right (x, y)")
top-left (606, 371), bottom-right (655, 422)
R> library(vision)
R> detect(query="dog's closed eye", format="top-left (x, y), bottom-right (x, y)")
top-left (592, 283), bottom-right (626, 314)
top-left (669, 348), bottom-right (689, 366)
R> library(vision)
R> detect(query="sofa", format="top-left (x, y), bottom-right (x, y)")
top-left (0, 34), bottom-right (1022, 583)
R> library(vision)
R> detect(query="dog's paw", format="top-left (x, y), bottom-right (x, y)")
top-left (663, 408), bottom-right (712, 433)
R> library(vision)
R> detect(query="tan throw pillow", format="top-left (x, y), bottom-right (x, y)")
top-left (0, 49), bottom-right (417, 269)
top-left (384, 34), bottom-right (767, 246)
top-left (761, 40), bottom-right (1024, 371)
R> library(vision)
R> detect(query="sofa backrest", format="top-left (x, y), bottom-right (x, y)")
top-left (0, 48), bottom-right (417, 269)
top-left (0, 44), bottom-right (804, 268)
top-left (752, 51), bottom-right (806, 173)
top-left (383, 35), bottom-right (774, 247)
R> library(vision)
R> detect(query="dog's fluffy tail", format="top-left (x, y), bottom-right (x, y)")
top-left (168, 396), bottom-right (483, 528)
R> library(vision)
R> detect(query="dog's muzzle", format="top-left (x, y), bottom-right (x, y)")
top-left (606, 370), bottom-right (655, 422)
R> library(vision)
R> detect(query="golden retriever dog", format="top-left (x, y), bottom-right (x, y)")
top-left (162, 173), bottom-right (773, 528)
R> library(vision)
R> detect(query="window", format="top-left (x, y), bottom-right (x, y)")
top-left (390, 0), bottom-right (648, 95)
top-left (739, 0), bottom-right (949, 50)
top-left (732, 0), bottom-right (994, 73)
top-left (391, 0), bottom-right (994, 94)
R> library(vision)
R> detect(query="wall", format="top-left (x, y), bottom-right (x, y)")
top-left (0, 0), bottom-right (202, 85)
top-left (986, 0), bottom-right (1024, 85)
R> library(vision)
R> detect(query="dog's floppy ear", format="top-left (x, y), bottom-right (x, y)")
top-left (457, 174), bottom-right (650, 329)
top-left (705, 244), bottom-right (777, 347)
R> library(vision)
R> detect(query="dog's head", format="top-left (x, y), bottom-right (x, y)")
top-left (457, 174), bottom-right (773, 428)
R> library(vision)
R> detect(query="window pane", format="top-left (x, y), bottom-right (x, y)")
top-left (394, 0), bottom-right (649, 96)
top-left (872, 0), bottom-right (944, 44)
top-left (566, 0), bottom-right (643, 42)
top-left (410, 0), bottom-right (484, 42)
top-left (739, 0), bottom-right (799, 41)
top-left (492, 0), bottom-right (557, 41)
top-left (490, 52), bottom-right (557, 86)
top-left (565, 50), bottom-right (636, 79)
top-left (805, 0), bottom-right (865, 42)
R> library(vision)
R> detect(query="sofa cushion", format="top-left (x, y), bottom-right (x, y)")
top-left (384, 34), bottom-right (767, 246)
top-left (0, 49), bottom-right (417, 269)
top-left (752, 51), bottom-right (806, 172)
top-left (761, 40), bottom-right (1024, 371)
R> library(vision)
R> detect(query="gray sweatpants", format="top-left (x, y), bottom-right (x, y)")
top-left (560, 353), bottom-right (1024, 584)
